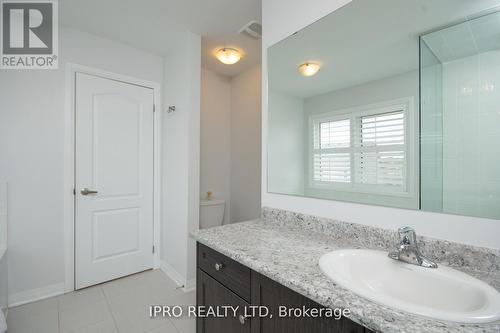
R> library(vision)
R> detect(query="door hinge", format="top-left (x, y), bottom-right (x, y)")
top-left (152, 245), bottom-right (155, 253)
top-left (73, 188), bottom-right (76, 195)
top-left (153, 104), bottom-right (156, 113)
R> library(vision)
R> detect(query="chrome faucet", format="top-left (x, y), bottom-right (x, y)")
top-left (388, 227), bottom-right (438, 268)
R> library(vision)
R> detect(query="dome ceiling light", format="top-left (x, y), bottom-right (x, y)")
top-left (215, 48), bottom-right (242, 65)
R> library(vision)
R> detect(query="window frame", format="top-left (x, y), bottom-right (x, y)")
top-left (307, 97), bottom-right (415, 197)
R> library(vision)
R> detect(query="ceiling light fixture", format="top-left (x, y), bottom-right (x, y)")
top-left (298, 62), bottom-right (320, 77)
top-left (215, 48), bottom-right (242, 65)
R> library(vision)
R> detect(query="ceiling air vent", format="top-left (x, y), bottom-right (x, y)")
top-left (239, 21), bottom-right (262, 40)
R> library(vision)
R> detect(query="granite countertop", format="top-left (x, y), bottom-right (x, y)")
top-left (195, 212), bottom-right (500, 333)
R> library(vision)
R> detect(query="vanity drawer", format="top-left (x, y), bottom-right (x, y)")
top-left (197, 243), bottom-right (251, 302)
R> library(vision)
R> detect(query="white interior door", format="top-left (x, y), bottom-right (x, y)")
top-left (75, 72), bottom-right (154, 289)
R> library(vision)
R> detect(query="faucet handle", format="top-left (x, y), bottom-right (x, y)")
top-left (391, 226), bottom-right (438, 268)
top-left (398, 226), bottom-right (417, 245)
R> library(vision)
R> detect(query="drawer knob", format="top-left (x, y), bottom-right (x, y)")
top-left (238, 314), bottom-right (248, 325)
top-left (214, 262), bottom-right (224, 271)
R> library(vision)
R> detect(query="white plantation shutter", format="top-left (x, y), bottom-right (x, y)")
top-left (311, 102), bottom-right (409, 194)
top-left (319, 120), bottom-right (350, 149)
top-left (355, 111), bottom-right (406, 188)
top-left (313, 119), bottom-right (351, 183)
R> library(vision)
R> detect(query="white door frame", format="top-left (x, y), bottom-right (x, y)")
top-left (63, 63), bottom-right (162, 292)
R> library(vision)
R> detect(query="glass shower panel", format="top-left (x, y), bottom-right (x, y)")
top-left (420, 41), bottom-right (443, 212)
top-left (420, 10), bottom-right (500, 219)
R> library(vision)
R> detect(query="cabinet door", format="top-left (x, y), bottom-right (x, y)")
top-left (197, 269), bottom-right (251, 333)
top-left (251, 272), bottom-right (368, 333)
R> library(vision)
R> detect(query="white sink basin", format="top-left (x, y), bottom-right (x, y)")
top-left (319, 249), bottom-right (500, 323)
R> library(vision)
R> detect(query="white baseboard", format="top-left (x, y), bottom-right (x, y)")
top-left (183, 278), bottom-right (196, 293)
top-left (160, 261), bottom-right (185, 287)
top-left (9, 282), bottom-right (66, 307)
top-left (160, 261), bottom-right (196, 293)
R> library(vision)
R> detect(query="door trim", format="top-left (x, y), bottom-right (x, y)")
top-left (63, 63), bottom-right (162, 292)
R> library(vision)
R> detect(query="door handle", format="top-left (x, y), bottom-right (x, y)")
top-left (81, 188), bottom-right (98, 195)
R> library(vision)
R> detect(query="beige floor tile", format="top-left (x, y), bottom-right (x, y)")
top-left (110, 303), bottom-right (173, 333)
top-left (6, 270), bottom-right (196, 333)
top-left (143, 320), bottom-right (179, 333)
top-left (59, 299), bottom-right (113, 333)
top-left (102, 269), bottom-right (180, 300)
top-left (154, 291), bottom-right (195, 307)
top-left (170, 317), bottom-right (196, 333)
top-left (66, 318), bottom-right (118, 333)
top-left (58, 285), bottom-right (105, 311)
top-left (8, 297), bottom-right (58, 317)
top-left (7, 298), bottom-right (59, 333)
top-left (7, 312), bottom-right (59, 333)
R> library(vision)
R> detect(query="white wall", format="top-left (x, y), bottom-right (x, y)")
top-left (268, 90), bottom-right (305, 195)
top-left (162, 31), bottom-right (201, 286)
top-left (0, 183), bottom-right (7, 312)
top-left (262, 0), bottom-right (352, 50)
top-left (262, 0), bottom-right (500, 249)
top-left (230, 65), bottom-right (262, 223)
top-left (200, 70), bottom-right (232, 224)
top-left (0, 27), bottom-right (164, 304)
top-left (200, 65), bottom-right (262, 224)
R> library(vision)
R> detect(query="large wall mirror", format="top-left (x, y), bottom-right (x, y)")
top-left (267, 0), bottom-right (500, 219)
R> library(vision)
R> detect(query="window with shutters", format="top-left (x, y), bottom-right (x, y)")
top-left (313, 119), bottom-right (351, 183)
top-left (310, 98), bottom-right (412, 196)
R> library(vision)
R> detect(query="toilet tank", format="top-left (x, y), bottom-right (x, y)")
top-left (200, 199), bottom-right (225, 229)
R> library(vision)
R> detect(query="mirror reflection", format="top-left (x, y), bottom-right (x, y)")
top-left (267, 0), bottom-right (500, 218)
top-left (421, 10), bottom-right (500, 219)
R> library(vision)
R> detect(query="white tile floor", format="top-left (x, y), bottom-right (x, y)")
top-left (7, 270), bottom-right (196, 333)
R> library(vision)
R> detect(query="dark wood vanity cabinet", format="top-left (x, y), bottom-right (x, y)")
top-left (251, 272), bottom-right (367, 333)
top-left (196, 243), bottom-right (373, 333)
top-left (197, 269), bottom-right (251, 333)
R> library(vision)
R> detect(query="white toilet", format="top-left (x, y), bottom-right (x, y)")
top-left (199, 199), bottom-right (225, 229)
